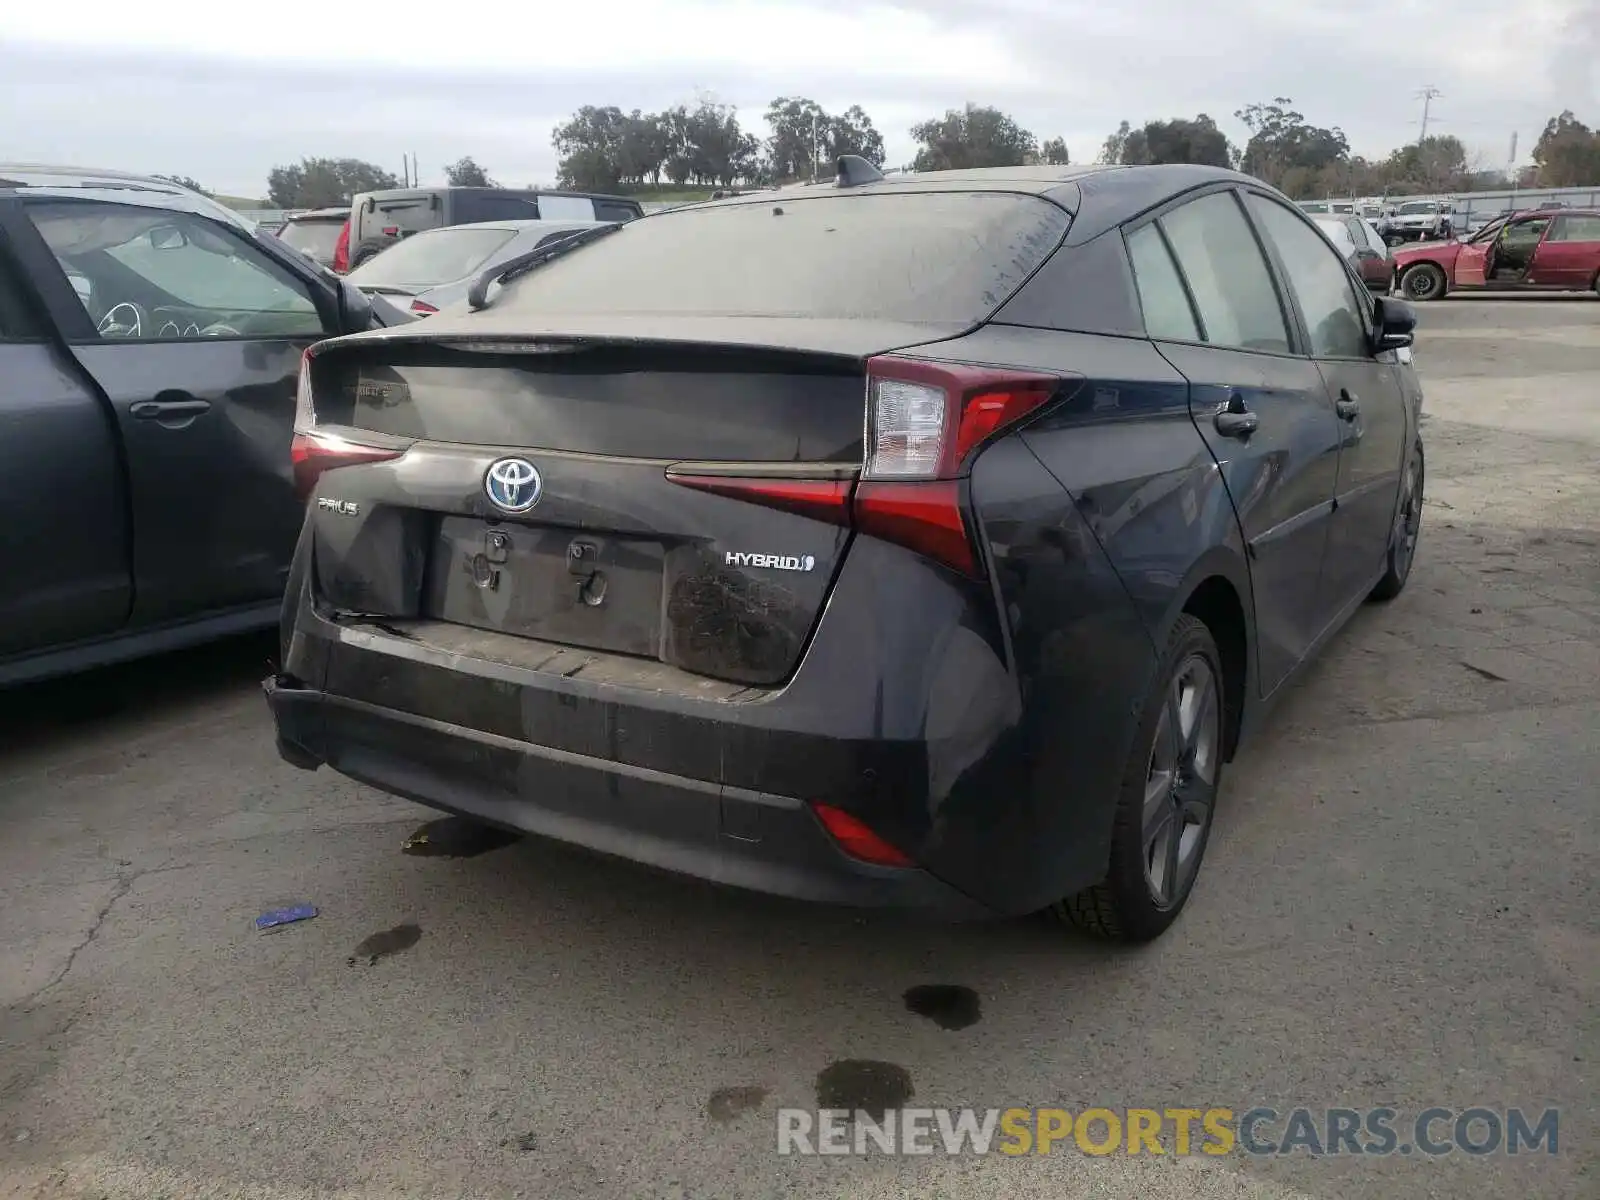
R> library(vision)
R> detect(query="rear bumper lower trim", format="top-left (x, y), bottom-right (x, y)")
top-left (265, 677), bottom-right (991, 918)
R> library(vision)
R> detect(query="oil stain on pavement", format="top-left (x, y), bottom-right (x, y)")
top-left (706, 1086), bottom-right (769, 1123)
top-left (348, 923), bottom-right (423, 966)
top-left (903, 984), bottom-right (982, 1030)
top-left (402, 817), bottom-right (520, 858)
top-left (815, 1060), bottom-right (913, 1119)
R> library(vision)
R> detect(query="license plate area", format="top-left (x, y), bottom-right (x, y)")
top-left (423, 517), bottom-right (664, 658)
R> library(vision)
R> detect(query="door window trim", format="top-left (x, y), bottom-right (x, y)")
top-left (19, 197), bottom-right (337, 345)
top-left (1121, 182), bottom-right (1307, 359)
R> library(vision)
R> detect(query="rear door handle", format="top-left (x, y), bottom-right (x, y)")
top-left (130, 399), bottom-right (211, 420)
top-left (1213, 406), bottom-right (1259, 439)
top-left (1335, 394), bottom-right (1360, 422)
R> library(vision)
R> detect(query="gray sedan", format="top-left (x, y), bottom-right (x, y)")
top-left (343, 219), bottom-right (606, 316)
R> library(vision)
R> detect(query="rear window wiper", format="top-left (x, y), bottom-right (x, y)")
top-left (466, 222), bottom-right (621, 311)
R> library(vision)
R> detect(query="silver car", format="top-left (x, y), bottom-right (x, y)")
top-left (343, 219), bottom-right (606, 316)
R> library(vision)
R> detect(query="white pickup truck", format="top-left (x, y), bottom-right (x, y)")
top-left (1380, 200), bottom-right (1456, 246)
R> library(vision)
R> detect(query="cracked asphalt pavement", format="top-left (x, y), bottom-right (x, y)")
top-left (2, 296), bottom-right (1597, 1200)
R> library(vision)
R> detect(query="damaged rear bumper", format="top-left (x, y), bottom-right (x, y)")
top-left (264, 673), bottom-right (992, 918)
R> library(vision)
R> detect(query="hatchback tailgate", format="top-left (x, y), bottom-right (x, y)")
top-left (300, 336), bottom-right (884, 686)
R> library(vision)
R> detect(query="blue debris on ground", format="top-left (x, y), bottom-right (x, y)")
top-left (255, 904), bottom-right (319, 932)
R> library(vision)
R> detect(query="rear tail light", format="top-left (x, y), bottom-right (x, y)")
top-left (290, 350), bottom-right (404, 500)
top-left (862, 357), bottom-right (1061, 480)
top-left (811, 803), bottom-right (914, 868)
top-left (670, 358), bottom-right (1058, 578)
top-left (409, 299), bottom-right (439, 316)
top-left (658, 475), bottom-right (851, 526)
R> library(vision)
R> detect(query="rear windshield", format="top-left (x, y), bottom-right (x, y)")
top-left (346, 226), bottom-right (519, 288)
top-left (280, 218), bottom-right (343, 258)
top-left (494, 191), bottom-right (1071, 324)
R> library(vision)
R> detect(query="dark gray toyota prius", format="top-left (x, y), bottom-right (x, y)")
top-left (268, 161), bottom-right (1426, 942)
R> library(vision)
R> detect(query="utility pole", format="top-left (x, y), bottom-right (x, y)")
top-left (1416, 85), bottom-right (1442, 144)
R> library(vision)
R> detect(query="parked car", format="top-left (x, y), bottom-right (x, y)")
top-left (268, 160), bottom-right (1424, 944)
top-left (1312, 213), bottom-right (1394, 291)
top-left (343, 219), bottom-right (604, 316)
top-left (0, 165), bottom-right (411, 686)
top-left (1460, 207), bottom-right (1516, 237)
top-left (345, 187), bottom-right (644, 270)
top-left (277, 206), bottom-right (351, 272)
top-left (1381, 200), bottom-right (1455, 246)
top-left (1392, 207), bottom-right (1600, 300)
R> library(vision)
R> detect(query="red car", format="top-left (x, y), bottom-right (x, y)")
top-left (1392, 207), bottom-right (1600, 300)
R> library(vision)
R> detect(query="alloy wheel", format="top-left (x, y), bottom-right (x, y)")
top-left (1141, 655), bottom-right (1220, 909)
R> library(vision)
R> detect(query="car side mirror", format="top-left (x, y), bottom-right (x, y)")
top-left (1372, 295), bottom-right (1416, 352)
top-left (338, 278), bottom-right (376, 330)
top-left (149, 225), bottom-right (189, 250)
top-left (1356, 247), bottom-right (1382, 262)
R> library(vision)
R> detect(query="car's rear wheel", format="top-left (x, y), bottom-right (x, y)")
top-left (1370, 444), bottom-right (1424, 602)
top-left (1052, 614), bottom-right (1223, 943)
top-left (1400, 263), bottom-right (1447, 301)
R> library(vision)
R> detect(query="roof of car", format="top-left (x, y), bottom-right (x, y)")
top-left (286, 206), bottom-right (351, 221)
top-left (353, 186), bottom-right (642, 204)
top-left (0, 162), bottom-right (193, 190)
top-left (699, 162), bottom-right (1262, 244)
top-left (0, 163), bottom-right (261, 232)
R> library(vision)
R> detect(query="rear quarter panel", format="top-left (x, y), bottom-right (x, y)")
top-left (929, 325), bottom-right (1255, 663)
top-left (907, 324), bottom-right (1255, 910)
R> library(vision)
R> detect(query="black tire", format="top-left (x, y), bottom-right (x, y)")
top-left (1051, 614), bottom-right (1225, 943)
top-left (1370, 444), bottom-right (1424, 602)
top-left (1385, 233), bottom-right (1405, 248)
top-left (1400, 263), bottom-right (1446, 302)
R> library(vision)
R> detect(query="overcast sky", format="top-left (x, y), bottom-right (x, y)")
top-left (2, 0), bottom-right (1596, 199)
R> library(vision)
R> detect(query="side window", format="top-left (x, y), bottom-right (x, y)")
top-left (1344, 218), bottom-right (1370, 250)
top-left (1547, 215), bottom-right (1600, 242)
top-left (1125, 223), bottom-right (1200, 342)
top-left (1246, 195), bottom-right (1370, 360)
top-left (1501, 218), bottom-right (1550, 246)
top-left (27, 201), bottom-right (324, 341)
top-left (534, 195), bottom-right (598, 221)
top-left (594, 201), bottom-right (641, 223)
top-left (1158, 192), bottom-right (1291, 353)
top-left (454, 194), bottom-right (540, 223)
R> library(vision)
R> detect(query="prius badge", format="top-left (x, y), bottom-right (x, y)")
top-left (484, 457), bottom-right (542, 513)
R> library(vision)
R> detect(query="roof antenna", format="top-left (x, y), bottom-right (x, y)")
top-left (835, 155), bottom-right (884, 188)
